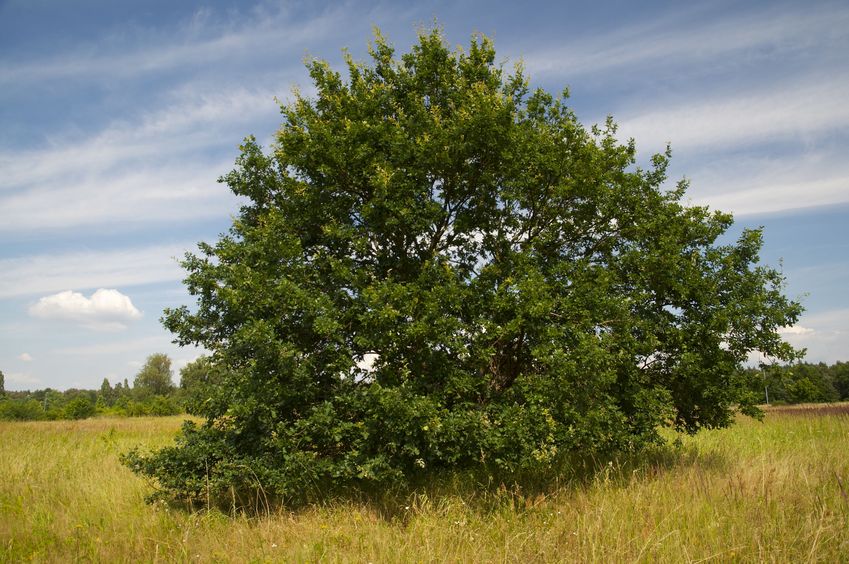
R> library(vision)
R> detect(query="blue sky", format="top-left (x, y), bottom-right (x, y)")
top-left (1, 0), bottom-right (848, 390)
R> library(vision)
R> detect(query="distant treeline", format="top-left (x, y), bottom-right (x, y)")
top-left (2, 357), bottom-right (847, 421)
top-left (740, 361), bottom-right (849, 405)
top-left (0, 354), bottom-right (220, 421)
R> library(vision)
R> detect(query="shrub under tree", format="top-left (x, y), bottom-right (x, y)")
top-left (124, 29), bottom-right (802, 504)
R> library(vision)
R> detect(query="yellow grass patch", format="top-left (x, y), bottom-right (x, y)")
top-left (1, 410), bottom-right (848, 562)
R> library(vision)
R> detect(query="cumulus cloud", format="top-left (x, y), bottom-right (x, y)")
top-left (18, 352), bottom-right (33, 361)
top-left (28, 288), bottom-right (142, 330)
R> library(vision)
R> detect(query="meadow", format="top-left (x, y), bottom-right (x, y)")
top-left (1, 406), bottom-right (848, 562)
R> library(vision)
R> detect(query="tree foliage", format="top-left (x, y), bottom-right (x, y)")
top-left (742, 362), bottom-right (849, 404)
top-left (179, 356), bottom-right (227, 415)
top-left (63, 396), bottom-right (96, 420)
top-left (124, 29), bottom-right (802, 504)
top-left (0, 358), bottom-right (189, 421)
top-left (133, 353), bottom-right (174, 397)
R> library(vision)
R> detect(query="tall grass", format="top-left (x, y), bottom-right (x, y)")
top-left (1, 408), bottom-right (848, 562)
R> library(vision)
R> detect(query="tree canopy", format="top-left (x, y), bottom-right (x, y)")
top-left (125, 29), bottom-right (802, 504)
top-left (133, 353), bottom-right (174, 397)
top-left (179, 356), bottom-right (226, 415)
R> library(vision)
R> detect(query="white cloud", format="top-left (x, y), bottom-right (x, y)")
top-left (0, 83), bottom-right (282, 232)
top-left (691, 174), bottom-right (849, 217)
top-left (779, 325), bottom-right (815, 336)
top-left (682, 149), bottom-right (849, 216)
top-left (0, 160), bottom-right (240, 232)
top-left (523, 6), bottom-right (849, 79)
top-left (29, 289), bottom-right (142, 331)
top-left (0, 86), bottom-right (281, 190)
top-left (0, 3), bottom-right (350, 86)
top-left (615, 76), bottom-right (849, 156)
top-left (17, 352), bottom-right (33, 361)
top-left (777, 308), bottom-right (849, 364)
top-left (0, 244), bottom-right (188, 299)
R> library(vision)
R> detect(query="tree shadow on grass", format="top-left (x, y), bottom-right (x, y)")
top-left (352, 441), bottom-right (730, 524)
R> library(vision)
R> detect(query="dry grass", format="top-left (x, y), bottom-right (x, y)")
top-left (764, 402), bottom-right (849, 417)
top-left (1, 407), bottom-right (848, 562)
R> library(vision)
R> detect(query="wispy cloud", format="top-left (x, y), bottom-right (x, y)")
top-left (0, 2), bottom-right (365, 234)
top-left (18, 352), bottom-right (33, 361)
top-left (523, 5), bottom-right (849, 79)
top-left (4, 372), bottom-right (40, 388)
top-left (692, 173), bottom-right (849, 217)
top-left (541, 3), bottom-right (849, 218)
top-left (0, 159), bottom-right (238, 232)
top-left (779, 325), bottom-right (815, 336)
top-left (0, 83), bottom-right (287, 232)
top-left (616, 76), bottom-right (849, 155)
top-left (0, 244), bottom-right (189, 299)
top-left (1, 86), bottom-right (281, 190)
top-left (779, 308), bottom-right (849, 364)
top-left (681, 147), bottom-right (849, 216)
top-left (0, 3), bottom-right (351, 86)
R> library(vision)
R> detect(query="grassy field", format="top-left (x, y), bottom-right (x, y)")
top-left (1, 407), bottom-right (848, 562)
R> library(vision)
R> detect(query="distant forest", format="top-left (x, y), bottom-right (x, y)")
top-left (2, 358), bottom-right (847, 421)
top-left (740, 361), bottom-right (849, 405)
top-left (0, 354), bottom-right (219, 421)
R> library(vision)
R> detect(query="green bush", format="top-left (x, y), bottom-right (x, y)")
top-left (146, 396), bottom-right (181, 416)
top-left (0, 399), bottom-right (46, 421)
top-left (63, 397), bottom-right (96, 420)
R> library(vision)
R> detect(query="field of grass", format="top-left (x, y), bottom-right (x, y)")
top-left (1, 406), bottom-right (848, 562)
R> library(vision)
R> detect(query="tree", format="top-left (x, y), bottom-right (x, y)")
top-left (125, 29), bottom-right (802, 504)
top-left (63, 396), bottom-right (96, 420)
top-left (0, 370), bottom-right (4, 396)
top-left (133, 353), bottom-right (174, 397)
top-left (179, 356), bottom-right (226, 415)
top-left (833, 362), bottom-right (849, 401)
top-left (99, 377), bottom-right (116, 406)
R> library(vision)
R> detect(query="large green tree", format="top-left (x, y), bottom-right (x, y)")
top-left (125, 29), bottom-right (802, 503)
top-left (133, 353), bottom-right (174, 397)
